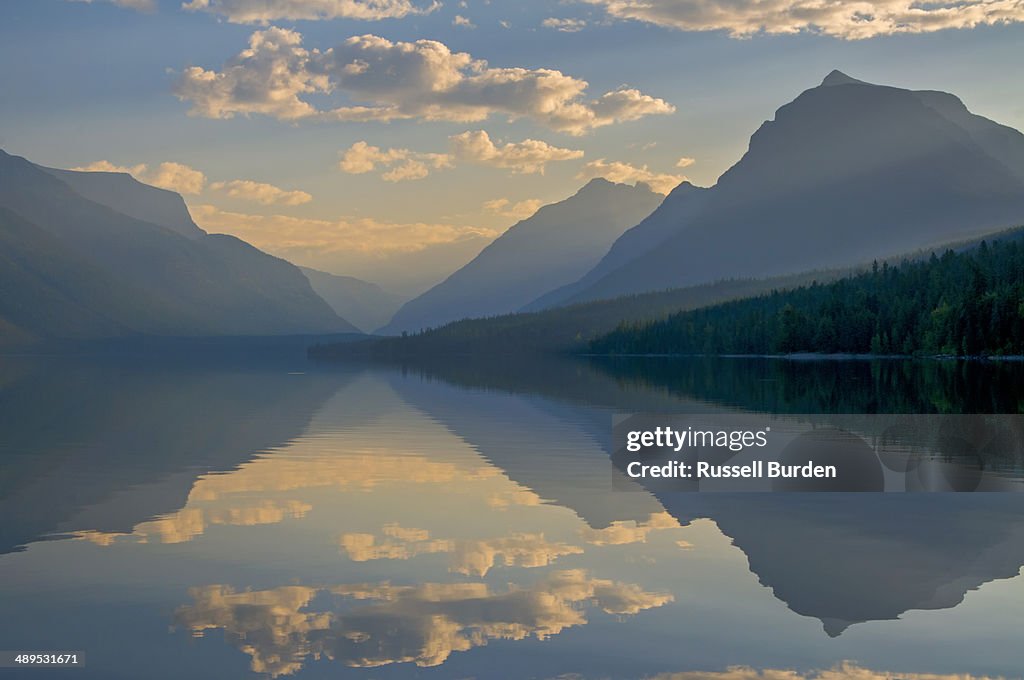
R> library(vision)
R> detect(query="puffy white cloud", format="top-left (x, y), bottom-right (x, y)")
top-left (482, 197), bottom-right (544, 220)
top-left (576, 158), bottom-right (684, 194)
top-left (210, 179), bottom-right (313, 205)
top-left (450, 130), bottom-right (584, 174)
top-left (71, 160), bottom-right (207, 195)
top-left (676, 156), bottom-right (696, 168)
top-left (174, 29), bottom-right (675, 134)
top-left (581, 0), bottom-right (1024, 39)
top-left (542, 17), bottom-right (588, 31)
top-left (338, 141), bottom-right (454, 181)
top-left (182, 0), bottom-right (440, 24)
top-left (67, 0), bottom-right (156, 11)
top-left (452, 14), bottom-right (476, 27)
top-left (338, 140), bottom-right (408, 174)
top-left (174, 28), bottom-right (328, 120)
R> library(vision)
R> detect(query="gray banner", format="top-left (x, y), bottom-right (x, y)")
top-left (612, 413), bottom-right (1024, 492)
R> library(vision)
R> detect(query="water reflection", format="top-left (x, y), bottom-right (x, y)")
top-left (647, 664), bottom-right (1008, 679)
top-left (175, 569), bottom-right (673, 676)
top-left (0, 355), bottom-right (1023, 678)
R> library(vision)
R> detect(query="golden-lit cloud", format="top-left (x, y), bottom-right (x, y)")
top-left (581, 0), bottom-right (1024, 39)
top-left (340, 131), bottom-right (582, 182)
top-left (71, 161), bottom-right (312, 205)
top-left (487, 488), bottom-right (544, 509)
top-left (676, 156), bottom-right (697, 168)
top-left (339, 524), bottom-right (584, 576)
top-left (175, 570), bottom-right (672, 675)
top-left (338, 141), bottom-right (453, 182)
top-left (174, 28), bottom-right (675, 134)
top-left (646, 662), bottom-right (1009, 680)
top-left (449, 130), bottom-right (584, 174)
top-left (72, 160), bottom-right (207, 195)
top-left (74, 500), bottom-right (313, 545)
top-left (452, 14), bottom-right (475, 28)
top-left (576, 158), bottom-right (685, 194)
top-left (579, 511), bottom-right (680, 546)
top-left (74, 451), bottom-right (500, 547)
top-left (209, 179), bottom-right (312, 206)
top-left (542, 17), bottom-right (588, 31)
top-left (482, 197), bottom-right (544, 221)
top-left (182, 0), bottom-right (440, 23)
top-left (189, 203), bottom-right (499, 257)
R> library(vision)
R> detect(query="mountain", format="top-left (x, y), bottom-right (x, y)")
top-left (525, 181), bottom-right (709, 311)
top-left (381, 179), bottom-right (663, 334)
top-left (0, 150), bottom-right (358, 344)
top-left (40, 166), bottom-right (206, 239)
top-left (533, 71), bottom-right (1024, 307)
top-left (299, 267), bottom-right (404, 334)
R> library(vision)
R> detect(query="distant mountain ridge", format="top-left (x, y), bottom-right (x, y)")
top-left (530, 71), bottom-right (1024, 308)
top-left (0, 150), bottom-right (358, 345)
top-left (382, 178), bottom-right (664, 334)
top-left (299, 266), bottom-right (404, 334)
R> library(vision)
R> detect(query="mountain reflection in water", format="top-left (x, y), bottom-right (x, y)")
top-left (0, 354), bottom-right (1022, 679)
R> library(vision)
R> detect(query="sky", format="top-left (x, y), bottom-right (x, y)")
top-left (2, 0), bottom-right (1023, 295)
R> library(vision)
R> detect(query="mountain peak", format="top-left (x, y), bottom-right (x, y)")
top-left (821, 70), bottom-right (868, 87)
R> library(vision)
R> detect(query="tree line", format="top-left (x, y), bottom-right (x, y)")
top-left (590, 238), bottom-right (1024, 357)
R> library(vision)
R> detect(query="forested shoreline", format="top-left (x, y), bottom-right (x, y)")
top-left (589, 238), bottom-right (1024, 358)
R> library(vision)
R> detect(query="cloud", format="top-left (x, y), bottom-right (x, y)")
top-left (189, 204), bottom-right (494, 294)
top-left (676, 156), bottom-right (696, 168)
top-left (646, 662), bottom-right (1009, 680)
top-left (452, 14), bottom-right (475, 27)
top-left (175, 571), bottom-right (672, 675)
top-left (482, 198), bottom-right (543, 221)
top-left (542, 17), bottom-right (587, 31)
top-left (182, 0), bottom-right (440, 23)
top-left (339, 525), bottom-right (584, 576)
top-left (71, 160), bottom-right (207, 195)
top-left (581, 0), bottom-right (1024, 39)
top-left (450, 130), bottom-right (583, 174)
top-left (190, 203), bottom-right (497, 256)
top-left (340, 131), bottom-right (581, 181)
top-left (209, 179), bottom-right (312, 205)
top-left (338, 141), bottom-right (454, 181)
top-left (75, 500), bottom-right (313, 546)
top-left (576, 158), bottom-right (684, 194)
top-left (67, 0), bottom-right (156, 11)
top-left (579, 512), bottom-right (680, 546)
top-left (174, 28), bottom-right (675, 134)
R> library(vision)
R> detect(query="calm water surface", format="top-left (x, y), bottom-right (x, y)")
top-left (1, 354), bottom-right (1023, 679)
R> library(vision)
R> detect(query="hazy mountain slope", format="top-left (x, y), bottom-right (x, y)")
top-left (525, 181), bottom-right (709, 311)
top-left (0, 150), bottom-right (357, 339)
top-left (299, 267), bottom-right (404, 334)
top-left (313, 223), bottom-right (1024, 359)
top-left (382, 179), bottom-right (663, 333)
top-left (0, 206), bottom-right (180, 344)
top-left (41, 166), bottom-right (206, 239)
top-left (551, 71), bottom-right (1024, 306)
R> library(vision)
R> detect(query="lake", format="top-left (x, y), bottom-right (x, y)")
top-left (1, 353), bottom-right (1023, 679)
